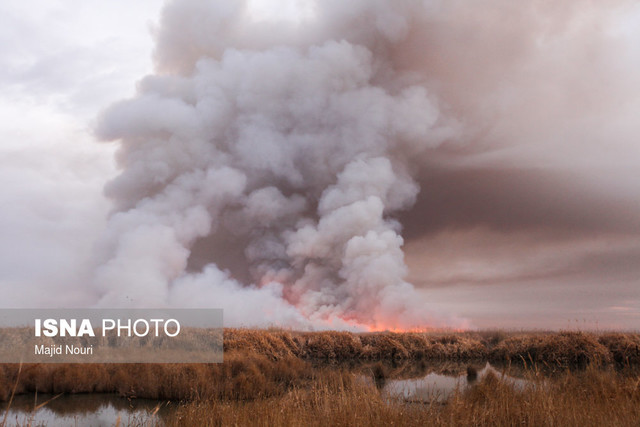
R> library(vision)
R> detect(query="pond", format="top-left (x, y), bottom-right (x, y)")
top-left (379, 362), bottom-right (531, 403)
top-left (1, 393), bottom-right (170, 426)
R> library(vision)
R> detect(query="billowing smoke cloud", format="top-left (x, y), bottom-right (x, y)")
top-left (89, 0), bottom-right (640, 329)
top-left (93, 0), bottom-right (465, 330)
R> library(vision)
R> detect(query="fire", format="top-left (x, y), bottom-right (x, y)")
top-left (258, 279), bottom-right (468, 333)
top-left (323, 316), bottom-right (449, 333)
top-left (364, 323), bottom-right (436, 333)
top-left (352, 319), bottom-right (468, 333)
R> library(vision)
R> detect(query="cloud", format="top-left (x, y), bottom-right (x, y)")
top-left (0, 1), bottom-right (162, 307)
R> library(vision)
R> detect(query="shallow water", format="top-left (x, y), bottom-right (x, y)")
top-left (381, 362), bottom-right (530, 403)
top-left (1, 393), bottom-right (170, 426)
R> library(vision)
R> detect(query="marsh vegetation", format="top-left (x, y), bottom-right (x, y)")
top-left (1, 330), bottom-right (639, 426)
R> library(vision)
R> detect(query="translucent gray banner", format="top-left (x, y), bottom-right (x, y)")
top-left (0, 309), bottom-right (223, 363)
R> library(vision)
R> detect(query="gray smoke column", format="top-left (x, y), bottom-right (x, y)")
top-left (93, 0), bottom-right (464, 330)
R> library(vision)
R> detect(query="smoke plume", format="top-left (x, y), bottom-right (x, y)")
top-left (93, 0), bottom-right (466, 330)
top-left (92, 0), bottom-right (640, 329)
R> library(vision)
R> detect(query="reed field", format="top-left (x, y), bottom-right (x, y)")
top-left (1, 330), bottom-right (639, 426)
top-left (158, 366), bottom-right (640, 427)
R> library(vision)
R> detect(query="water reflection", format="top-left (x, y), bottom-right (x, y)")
top-left (380, 362), bottom-right (530, 403)
top-left (1, 393), bottom-right (170, 426)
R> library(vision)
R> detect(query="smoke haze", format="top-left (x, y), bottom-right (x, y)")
top-left (2, 0), bottom-right (639, 330)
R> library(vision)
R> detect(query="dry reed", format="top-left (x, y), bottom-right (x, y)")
top-left (1, 330), bottom-right (638, 403)
top-left (158, 365), bottom-right (640, 427)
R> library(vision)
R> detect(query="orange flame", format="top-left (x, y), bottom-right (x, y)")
top-left (365, 323), bottom-right (435, 333)
top-left (258, 278), bottom-right (467, 333)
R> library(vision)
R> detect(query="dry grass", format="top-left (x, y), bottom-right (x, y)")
top-left (598, 333), bottom-right (640, 365)
top-left (224, 329), bottom-right (639, 366)
top-left (489, 331), bottom-right (612, 369)
top-left (0, 330), bottom-right (638, 403)
top-left (2, 330), bottom-right (639, 426)
top-left (223, 329), bottom-right (489, 360)
top-left (158, 365), bottom-right (640, 427)
top-left (0, 352), bottom-right (310, 402)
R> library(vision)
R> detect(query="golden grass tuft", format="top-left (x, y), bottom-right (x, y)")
top-left (598, 332), bottom-right (640, 365)
top-left (489, 331), bottom-right (612, 368)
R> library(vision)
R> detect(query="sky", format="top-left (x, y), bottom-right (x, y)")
top-left (0, 0), bottom-right (163, 305)
top-left (0, 0), bottom-right (638, 330)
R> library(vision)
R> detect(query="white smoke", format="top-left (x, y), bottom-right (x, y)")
top-left (93, 0), bottom-right (463, 329)
top-left (90, 0), bottom-right (640, 330)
